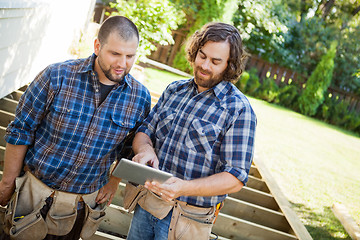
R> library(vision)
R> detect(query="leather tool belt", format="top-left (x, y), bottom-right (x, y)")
top-left (1, 171), bottom-right (106, 240)
top-left (123, 182), bottom-right (216, 240)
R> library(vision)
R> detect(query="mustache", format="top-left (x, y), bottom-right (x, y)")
top-left (196, 67), bottom-right (211, 75)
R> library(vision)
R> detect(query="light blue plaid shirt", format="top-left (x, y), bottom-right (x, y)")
top-left (5, 54), bottom-right (151, 194)
top-left (138, 79), bottom-right (256, 207)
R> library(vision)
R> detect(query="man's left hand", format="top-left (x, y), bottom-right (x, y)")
top-left (96, 176), bottom-right (121, 206)
top-left (145, 177), bottom-right (185, 202)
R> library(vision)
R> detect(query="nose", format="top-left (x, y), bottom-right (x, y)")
top-left (201, 59), bottom-right (211, 71)
top-left (116, 56), bottom-right (126, 68)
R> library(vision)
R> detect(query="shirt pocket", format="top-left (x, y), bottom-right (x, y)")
top-left (185, 119), bottom-right (221, 153)
top-left (155, 110), bottom-right (176, 141)
top-left (110, 113), bottom-right (138, 141)
top-left (46, 103), bottom-right (82, 134)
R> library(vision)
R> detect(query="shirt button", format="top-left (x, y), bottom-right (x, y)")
top-left (67, 109), bottom-right (70, 112)
top-left (95, 89), bottom-right (99, 92)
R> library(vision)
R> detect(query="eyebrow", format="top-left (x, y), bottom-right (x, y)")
top-left (199, 49), bottom-right (223, 62)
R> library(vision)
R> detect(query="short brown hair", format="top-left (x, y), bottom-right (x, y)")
top-left (186, 22), bottom-right (248, 83)
top-left (98, 16), bottom-right (139, 45)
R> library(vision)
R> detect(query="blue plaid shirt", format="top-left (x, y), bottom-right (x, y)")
top-left (5, 54), bottom-right (151, 194)
top-left (138, 79), bottom-right (256, 207)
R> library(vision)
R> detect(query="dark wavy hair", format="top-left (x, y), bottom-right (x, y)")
top-left (186, 22), bottom-right (248, 83)
top-left (98, 16), bottom-right (139, 45)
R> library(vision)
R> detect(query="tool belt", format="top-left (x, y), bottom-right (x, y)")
top-left (1, 171), bottom-right (106, 240)
top-left (123, 182), bottom-right (217, 240)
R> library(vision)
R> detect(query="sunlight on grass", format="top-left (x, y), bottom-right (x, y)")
top-left (143, 67), bottom-right (360, 240)
top-left (249, 97), bottom-right (360, 239)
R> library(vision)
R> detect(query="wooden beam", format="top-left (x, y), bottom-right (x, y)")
top-left (89, 231), bottom-right (125, 240)
top-left (0, 98), bottom-right (18, 113)
top-left (0, 146), bottom-right (5, 169)
top-left (222, 196), bottom-right (291, 233)
top-left (247, 175), bottom-right (270, 193)
top-left (332, 203), bottom-right (360, 240)
top-left (249, 165), bottom-right (261, 178)
top-left (0, 126), bottom-right (7, 147)
top-left (0, 110), bottom-right (14, 127)
top-left (6, 90), bottom-right (23, 101)
top-left (213, 213), bottom-right (297, 240)
top-left (98, 204), bottom-right (132, 237)
top-left (253, 157), bottom-right (313, 240)
top-left (230, 186), bottom-right (279, 211)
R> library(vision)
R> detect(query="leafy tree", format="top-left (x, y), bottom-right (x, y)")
top-left (232, 0), bottom-right (290, 64)
top-left (298, 40), bottom-right (338, 116)
top-left (233, 0), bottom-right (360, 96)
top-left (170, 0), bottom-right (232, 72)
top-left (108, 0), bottom-right (185, 60)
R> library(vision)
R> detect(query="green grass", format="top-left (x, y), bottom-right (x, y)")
top-left (142, 67), bottom-right (360, 240)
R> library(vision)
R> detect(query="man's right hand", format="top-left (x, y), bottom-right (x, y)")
top-left (132, 147), bottom-right (159, 169)
top-left (0, 180), bottom-right (15, 206)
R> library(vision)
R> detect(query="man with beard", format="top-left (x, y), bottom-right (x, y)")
top-left (126, 22), bottom-right (257, 240)
top-left (0, 16), bottom-right (150, 240)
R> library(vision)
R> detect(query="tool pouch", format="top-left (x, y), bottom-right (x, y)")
top-left (123, 182), bottom-right (146, 212)
top-left (79, 202), bottom-right (106, 240)
top-left (168, 201), bottom-right (215, 240)
top-left (45, 191), bottom-right (78, 236)
top-left (137, 190), bottom-right (174, 220)
top-left (4, 172), bottom-right (52, 240)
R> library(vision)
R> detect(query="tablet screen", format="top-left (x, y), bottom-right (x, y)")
top-left (112, 158), bottom-right (173, 185)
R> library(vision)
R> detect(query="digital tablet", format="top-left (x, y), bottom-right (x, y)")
top-left (112, 158), bottom-right (173, 185)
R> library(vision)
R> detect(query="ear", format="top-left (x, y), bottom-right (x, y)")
top-left (94, 38), bottom-right (101, 56)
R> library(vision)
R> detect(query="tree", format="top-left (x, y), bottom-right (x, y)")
top-left (108, 0), bottom-right (185, 60)
top-left (298, 41), bottom-right (338, 116)
top-left (170, 0), bottom-right (233, 72)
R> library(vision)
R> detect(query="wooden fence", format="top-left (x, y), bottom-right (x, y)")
top-left (149, 44), bottom-right (360, 113)
top-left (246, 56), bottom-right (360, 112)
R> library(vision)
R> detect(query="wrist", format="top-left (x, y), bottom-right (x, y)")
top-left (109, 175), bottom-right (121, 184)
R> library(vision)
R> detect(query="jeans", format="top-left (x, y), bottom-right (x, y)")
top-left (127, 205), bottom-right (172, 240)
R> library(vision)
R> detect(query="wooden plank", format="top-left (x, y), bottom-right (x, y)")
top-left (332, 203), bottom-right (360, 240)
top-left (0, 146), bottom-right (5, 168)
top-left (0, 126), bottom-right (7, 147)
top-left (0, 98), bottom-right (18, 113)
top-left (18, 85), bottom-right (28, 92)
top-left (98, 204), bottom-right (132, 237)
top-left (6, 90), bottom-right (23, 101)
top-left (213, 213), bottom-right (297, 240)
top-left (253, 157), bottom-right (313, 240)
top-left (143, 58), bottom-right (192, 78)
top-left (222, 196), bottom-right (291, 233)
top-left (89, 231), bottom-right (125, 240)
top-left (0, 110), bottom-right (14, 127)
top-left (249, 165), bottom-right (261, 178)
top-left (230, 186), bottom-right (279, 211)
top-left (247, 175), bottom-right (270, 193)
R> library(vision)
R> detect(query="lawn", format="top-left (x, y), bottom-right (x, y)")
top-left (140, 66), bottom-right (360, 240)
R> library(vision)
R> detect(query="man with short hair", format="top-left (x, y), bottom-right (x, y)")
top-left (127, 22), bottom-right (257, 240)
top-left (0, 16), bottom-right (150, 240)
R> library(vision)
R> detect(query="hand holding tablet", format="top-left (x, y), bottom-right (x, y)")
top-left (112, 158), bottom-right (173, 185)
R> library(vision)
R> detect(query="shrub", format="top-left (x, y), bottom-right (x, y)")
top-left (245, 68), bottom-right (261, 95)
top-left (277, 83), bottom-right (300, 109)
top-left (298, 40), bottom-right (338, 116)
top-left (255, 77), bottom-right (279, 103)
top-left (235, 71), bottom-right (250, 92)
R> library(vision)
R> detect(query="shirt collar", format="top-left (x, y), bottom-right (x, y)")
top-left (189, 78), bottom-right (231, 101)
top-left (78, 53), bottom-right (133, 89)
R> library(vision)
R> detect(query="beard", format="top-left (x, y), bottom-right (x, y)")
top-left (193, 66), bottom-right (224, 90)
top-left (97, 56), bottom-right (129, 83)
